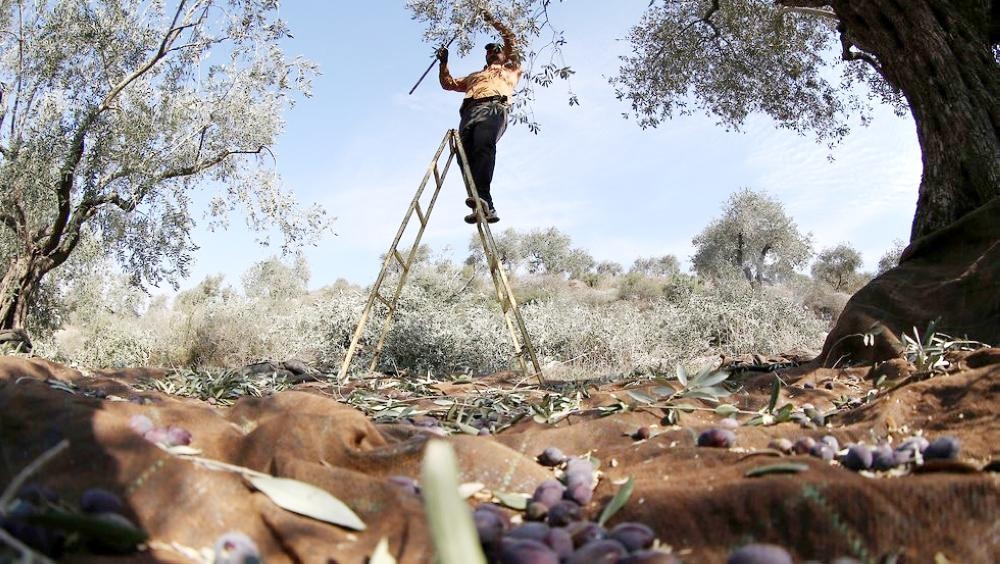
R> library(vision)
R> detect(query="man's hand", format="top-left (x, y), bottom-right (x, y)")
top-left (436, 47), bottom-right (449, 64)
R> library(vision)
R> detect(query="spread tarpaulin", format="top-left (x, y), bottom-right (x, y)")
top-left (0, 354), bottom-right (998, 562)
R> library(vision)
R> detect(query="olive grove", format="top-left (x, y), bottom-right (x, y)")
top-left (410, 0), bottom-right (999, 242)
top-left (0, 0), bottom-right (328, 333)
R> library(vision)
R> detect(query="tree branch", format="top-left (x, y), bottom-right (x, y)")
top-left (44, 1), bottom-right (210, 256)
top-left (775, 0), bottom-right (831, 8)
top-left (837, 21), bottom-right (881, 71)
top-left (778, 6), bottom-right (838, 20)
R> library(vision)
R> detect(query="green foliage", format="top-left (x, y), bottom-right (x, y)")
top-left (0, 0), bottom-right (328, 330)
top-left (811, 244), bottom-right (863, 291)
top-left (37, 240), bottom-right (829, 376)
top-left (628, 255), bottom-right (680, 278)
top-left (876, 239), bottom-right (907, 275)
top-left (612, 1), bottom-right (905, 144)
top-left (692, 188), bottom-right (813, 285)
top-left (901, 322), bottom-right (988, 374)
top-left (628, 364), bottom-right (733, 425)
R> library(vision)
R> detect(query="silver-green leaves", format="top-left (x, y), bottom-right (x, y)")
top-left (247, 475), bottom-right (366, 531)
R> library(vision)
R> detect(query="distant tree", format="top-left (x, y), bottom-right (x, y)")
top-left (811, 244), bottom-right (863, 291)
top-left (521, 227), bottom-right (594, 279)
top-left (466, 228), bottom-right (524, 271)
top-left (876, 239), bottom-right (907, 275)
top-left (0, 0), bottom-right (326, 332)
top-left (596, 260), bottom-right (624, 276)
top-left (692, 188), bottom-right (813, 285)
top-left (629, 255), bottom-right (681, 278)
top-left (242, 256), bottom-right (310, 302)
top-left (614, 1), bottom-right (999, 242)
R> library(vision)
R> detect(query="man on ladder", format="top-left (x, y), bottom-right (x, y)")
top-left (436, 9), bottom-right (522, 225)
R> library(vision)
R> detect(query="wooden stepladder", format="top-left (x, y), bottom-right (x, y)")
top-left (337, 129), bottom-right (543, 384)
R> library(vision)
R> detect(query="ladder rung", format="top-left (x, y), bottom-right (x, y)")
top-left (415, 202), bottom-right (426, 226)
top-left (394, 249), bottom-right (406, 267)
top-left (375, 293), bottom-right (392, 308)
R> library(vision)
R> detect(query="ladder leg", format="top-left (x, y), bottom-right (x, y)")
top-left (452, 133), bottom-right (545, 384)
top-left (337, 131), bottom-right (454, 382)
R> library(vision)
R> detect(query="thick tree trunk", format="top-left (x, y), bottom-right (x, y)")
top-left (0, 256), bottom-right (44, 331)
top-left (831, 0), bottom-right (1000, 240)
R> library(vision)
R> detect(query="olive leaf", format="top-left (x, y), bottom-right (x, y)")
top-left (745, 463), bottom-right (809, 478)
top-left (597, 476), bottom-right (634, 526)
top-left (247, 475), bottom-right (366, 531)
top-left (421, 440), bottom-right (487, 564)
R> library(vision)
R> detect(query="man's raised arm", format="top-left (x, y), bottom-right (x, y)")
top-left (483, 11), bottom-right (519, 65)
top-left (437, 48), bottom-right (467, 92)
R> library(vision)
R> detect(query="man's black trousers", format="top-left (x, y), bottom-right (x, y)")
top-left (458, 99), bottom-right (508, 211)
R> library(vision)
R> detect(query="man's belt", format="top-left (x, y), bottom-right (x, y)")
top-left (461, 95), bottom-right (508, 109)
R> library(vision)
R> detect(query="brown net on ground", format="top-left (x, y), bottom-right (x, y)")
top-left (1, 354), bottom-right (998, 563)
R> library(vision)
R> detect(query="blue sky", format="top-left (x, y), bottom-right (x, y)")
top-left (179, 2), bottom-right (921, 291)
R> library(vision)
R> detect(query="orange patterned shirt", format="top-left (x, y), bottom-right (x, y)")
top-left (440, 62), bottom-right (522, 100)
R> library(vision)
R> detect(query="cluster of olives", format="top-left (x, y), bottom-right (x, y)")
top-left (768, 434), bottom-right (960, 471)
top-left (462, 447), bottom-right (679, 563)
top-left (0, 484), bottom-right (140, 558)
top-left (129, 414), bottom-right (192, 447)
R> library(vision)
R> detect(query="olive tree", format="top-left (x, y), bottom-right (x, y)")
top-left (811, 243), bottom-right (862, 290)
top-left (629, 255), bottom-right (681, 278)
top-left (692, 188), bottom-right (812, 284)
top-left (616, 0), bottom-right (999, 242)
top-left (0, 0), bottom-right (327, 331)
top-left (876, 238), bottom-right (906, 275)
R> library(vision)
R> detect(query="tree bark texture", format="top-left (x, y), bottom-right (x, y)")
top-left (829, 0), bottom-right (1000, 241)
top-left (0, 256), bottom-right (43, 331)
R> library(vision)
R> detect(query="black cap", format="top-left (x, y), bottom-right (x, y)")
top-left (485, 43), bottom-right (503, 52)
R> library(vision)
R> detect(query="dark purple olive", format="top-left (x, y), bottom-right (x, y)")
top-left (924, 436), bottom-right (961, 460)
top-left (697, 428), bottom-right (736, 448)
top-left (563, 481), bottom-right (594, 505)
top-left (871, 445), bottom-right (898, 471)
top-left (474, 507), bottom-right (507, 546)
top-left (726, 543), bottom-right (793, 564)
top-left (532, 479), bottom-right (566, 509)
top-left (142, 426), bottom-right (170, 445)
top-left (767, 438), bottom-right (793, 454)
top-left (609, 522), bottom-right (656, 551)
top-left (820, 435), bottom-right (840, 451)
top-left (80, 488), bottom-right (124, 514)
top-left (546, 500), bottom-right (582, 527)
top-left (809, 443), bottom-right (835, 461)
top-left (213, 531), bottom-right (261, 564)
top-left (538, 447), bottom-right (567, 467)
top-left (1, 518), bottom-right (66, 558)
top-left (830, 558), bottom-right (863, 564)
top-left (841, 444), bottom-right (873, 471)
top-left (525, 501), bottom-right (549, 521)
top-left (164, 426), bottom-right (192, 447)
top-left (566, 538), bottom-right (628, 564)
top-left (565, 521), bottom-right (607, 548)
top-left (564, 458), bottom-right (594, 476)
top-left (507, 522), bottom-right (551, 542)
top-left (632, 427), bottom-right (651, 440)
top-left (791, 436), bottom-right (816, 455)
top-left (544, 526), bottom-right (575, 559)
top-left (500, 538), bottom-right (560, 564)
top-left (620, 550), bottom-right (683, 564)
top-left (16, 484), bottom-right (59, 505)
